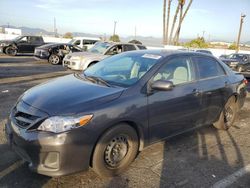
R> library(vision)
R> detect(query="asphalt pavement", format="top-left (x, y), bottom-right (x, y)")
top-left (0, 55), bottom-right (250, 188)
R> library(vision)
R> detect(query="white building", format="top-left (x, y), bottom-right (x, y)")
top-left (4, 28), bottom-right (22, 35)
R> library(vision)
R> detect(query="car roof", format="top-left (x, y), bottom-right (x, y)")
top-left (124, 49), bottom-right (214, 58)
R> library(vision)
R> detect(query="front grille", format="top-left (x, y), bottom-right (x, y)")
top-left (13, 108), bottom-right (40, 128)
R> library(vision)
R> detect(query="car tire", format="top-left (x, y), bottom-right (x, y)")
top-left (92, 123), bottom-right (139, 177)
top-left (49, 54), bottom-right (60, 65)
top-left (5, 46), bottom-right (17, 56)
top-left (213, 96), bottom-right (237, 130)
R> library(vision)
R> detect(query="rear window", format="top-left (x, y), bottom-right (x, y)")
top-left (137, 45), bottom-right (147, 50)
top-left (123, 44), bottom-right (136, 51)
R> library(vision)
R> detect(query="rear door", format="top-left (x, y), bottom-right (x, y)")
top-left (148, 55), bottom-right (203, 142)
top-left (192, 56), bottom-right (229, 125)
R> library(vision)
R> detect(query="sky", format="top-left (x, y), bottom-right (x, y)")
top-left (0, 0), bottom-right (249, 42)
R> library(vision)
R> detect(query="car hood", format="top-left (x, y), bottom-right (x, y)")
top-left (68, 51), bottom-right (107, 60)
top-left (35, 43), bottom-right (66, 50)
top-left (0, 40), bottom-right (13, 45)
top-left (21, 74), bottom-right (124, 116)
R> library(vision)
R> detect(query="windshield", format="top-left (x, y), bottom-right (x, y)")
top-left (13, 36), bottom-right (23, 41)
top-left (88, 42), bottom-right (111, 54)
top-left (229, 54), bottom-right (245, 59)
top-left (68, 39), bottom-right (76, 44)
top-left (84, 52), bottom-right (162, 87)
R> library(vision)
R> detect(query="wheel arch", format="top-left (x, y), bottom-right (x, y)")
top-left (89, 120), bottom-right (145, 167)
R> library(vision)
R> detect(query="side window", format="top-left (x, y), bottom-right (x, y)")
top-left (19, 37), bottom-right (28, 43)
top-left (193, 57), bottom-right (225, 79)
top-left (30, 37), bottom-right (41, 44)
top-left (153, 56), bottom-right (194, 85)
top-left (74, 40), bottom-right (81, 45)
top-left (106, 45), bottom-right (122, 55)
top-left (123, 44), bottom-right (136, 51)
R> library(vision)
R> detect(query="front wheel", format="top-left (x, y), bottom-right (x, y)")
top-left (92, 124), bottom-right (139, 177)
top-left (213, 96), bottom-right (237, 130)
top-left (49, 54), bottom-right (60, 65)
top-left (5, 46), bottom-right (17, 56)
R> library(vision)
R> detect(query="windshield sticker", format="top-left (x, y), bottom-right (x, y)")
top-left (142, 54), bottom-right (162, 60)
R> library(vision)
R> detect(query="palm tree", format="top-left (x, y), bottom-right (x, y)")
top-left (165, 0), bottom-right (172, 45)
top-left (173, 0), bottom-right (193, 44)
top-left (163, 0), bottom-right (167, 44)
top-left (169, 0), bottom-right (181, 45)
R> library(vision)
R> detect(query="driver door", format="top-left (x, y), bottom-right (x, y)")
top-left (147, 55), bottom-right (203, 143)
top-left (16, 37), bottom-right (30, 53)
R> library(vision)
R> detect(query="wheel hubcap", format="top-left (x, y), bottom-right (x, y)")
top-left (104, 135), bottom-right (128, 167)
top-left (224, 107), bottom-right (233, 125)
top-left (50, 55), bottom-right (59, 64)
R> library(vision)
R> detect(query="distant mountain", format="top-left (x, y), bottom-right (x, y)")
top-left (1, 25), bottom-right (55, 36)
top-left (0, 25), bottom-right (165, 47)
top-left (245, 41), bottom-right (250, 45)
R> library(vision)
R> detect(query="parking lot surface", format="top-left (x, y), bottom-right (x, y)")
top-left (0, 55), bottom-right (250, 188)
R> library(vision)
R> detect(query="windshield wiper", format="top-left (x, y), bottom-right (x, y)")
top-left (84, 74), bottom-right (112, 87)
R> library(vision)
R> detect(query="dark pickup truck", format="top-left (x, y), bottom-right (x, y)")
top-left (0, 36), bottom-right (46, 55)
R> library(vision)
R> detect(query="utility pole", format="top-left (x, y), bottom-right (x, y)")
top-left (134, 26), bottom-right (137, 40)
top-left (54, 17), bottom-right (57, 37)
top-left (236, 13), bottom-right (246, 53)
top-left (113, 21), bottom-right (117, 36)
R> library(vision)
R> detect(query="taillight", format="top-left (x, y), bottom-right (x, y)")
top-left (243, 79), bottom-right (248, 85)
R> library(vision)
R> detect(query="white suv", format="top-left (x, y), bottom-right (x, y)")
top-left (68, 37), bottom-right (100, 50)
top-left (63, 42), bottom-right (146, 71)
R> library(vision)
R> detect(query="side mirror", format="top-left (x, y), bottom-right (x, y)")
top-left (151, 80), bottom-right (174, 91)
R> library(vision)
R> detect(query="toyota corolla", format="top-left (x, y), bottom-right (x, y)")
top-left (5, 50), bottom-right (248, 177)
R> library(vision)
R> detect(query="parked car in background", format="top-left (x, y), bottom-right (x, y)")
top-left (219, 53), bottom-right (250, 72)
top-left (63, 42), bottom-right (147, 70)
top-left (0, 36), bottom-right (46, 55)
top-left (34, 43), bottom-right (83, 65)
top-left (195, 49), bottom-right (213, 55)
top-left (6, 50), bottom-right (247, 177)
top-left (68, 37), bottom-right (100, 50)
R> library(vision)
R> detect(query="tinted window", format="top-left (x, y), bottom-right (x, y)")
top-left (123, 44), bottom-right (136, 51)
top-left (193, 57), bottom-right (225, 79)
top-left (83, 40), bottom-right (97, 45)
top-left (153, 56), bottom-right (194, 85)
top-left (137, 45), bottom-right (147, 50)
top-left (74, 40), bottom-right (81, 45)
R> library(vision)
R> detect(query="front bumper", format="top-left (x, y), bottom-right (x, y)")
top-left (5, 117), bottom-right (93, 177)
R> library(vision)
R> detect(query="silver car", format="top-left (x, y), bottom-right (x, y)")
top-left (63, 42), bottom-right (146, 70)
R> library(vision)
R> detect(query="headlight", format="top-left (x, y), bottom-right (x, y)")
top-left (230, 62), bottom-right (239, 65)
top-left (71, 56), bottom-right (83, 61)
top-left (37, 115), bottom-right (93, 133)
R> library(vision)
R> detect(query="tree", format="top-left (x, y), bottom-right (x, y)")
top-left (163, 0), bottom-right (166, 44)
top-left (184, 37), bottom-right (209, 48)
top-left (129, 39), bottom-right (142, 44)
top-left (165, 0), bottom-right (172, 44)
top-left (110, 34), bottom-right (120, 42)
top-left (228, 43), bottom-right (237, 50)
top-left (63, 32), bottom-right (73, 39)
top-left (168, 1), bottom-right (181, 45)
top-left (173, 0), bottom-right (193, 45)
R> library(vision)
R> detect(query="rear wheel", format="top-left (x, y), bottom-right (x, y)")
top-left (213, 96), bottom-right (237, 130)
top-left (5, 46), bottom-right (17, 56)
top-left (92, 124), bottom-right (138, 177)
top-left (49, 54), bottom-right (60, 65)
